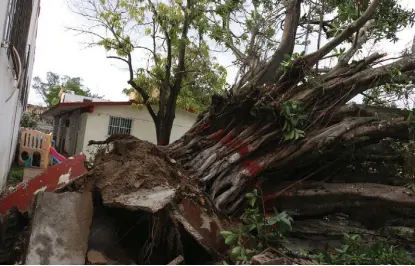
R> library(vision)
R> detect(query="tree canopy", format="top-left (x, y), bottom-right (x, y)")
top-left (32, 72), bottom-right (103, 107)
top-left (69, 0), bottom-right (229, 144)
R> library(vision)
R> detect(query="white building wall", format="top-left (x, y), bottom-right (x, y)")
top-left (80, 105), bottom-right (196, 159)
top-left (0, 0), bottom-right (40, 189)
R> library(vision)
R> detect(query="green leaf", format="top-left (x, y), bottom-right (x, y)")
top-left (225, 234), bottom-right (238, 245)
top-left (248, 197), bottom-right (256, 207)
top-left (247, 223), bottom-right (256, 232)
top-left (231, 246), bottom-right (242, 256)
top-left (245, 192), bottom-right (255, 199)
top-left (220, 231), bottom-right (233, 237)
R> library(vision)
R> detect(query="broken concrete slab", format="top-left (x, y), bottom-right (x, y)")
top-left (173, 198), bottom-right (227, 258)
top-left (0, 153), bottom-right (87, 214)
top-left (25, 191), bottom-right (93, 265)
top-left (87, 250), bottom-right (108, 265)
top-left (103, 185), bottom-right (176, 213)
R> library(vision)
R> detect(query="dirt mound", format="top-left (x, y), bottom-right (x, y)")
top-left (88, 133), bottom-right (139, 146)
top-left (85, 136), bottom-right (186, 201)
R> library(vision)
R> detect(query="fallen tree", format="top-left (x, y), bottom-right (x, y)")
top-left (61, 0), bottom-right (415, 264)
top-left (165, 0), bottom-right (415, 215)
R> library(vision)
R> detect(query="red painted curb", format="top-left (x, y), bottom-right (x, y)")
top-left (0, 154), bottom-right (87, 214)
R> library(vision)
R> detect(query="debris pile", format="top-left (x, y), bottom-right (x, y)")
top-left (0, 135), bottom-right (414, 264)
top-left (0, 136), bottom-right (229, 264)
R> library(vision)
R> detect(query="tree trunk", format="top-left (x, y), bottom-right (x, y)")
top-left (157, 115), bottom-right (175, 146)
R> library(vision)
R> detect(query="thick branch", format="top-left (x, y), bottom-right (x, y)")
top-left (304, 0), bottom-right (380, 67)
top-left (342, 119), bottom-right (409, 142)
top-left (330, 55), bottom-right (415, 101)
top-left (249, 0), bottom-right (302, 87)
top-left (332, 103), bottom-right (407, 121)
top-left (412, 34), bottom-right (415, 54)
top-left (337, 19), bottom-right (375, 66)
top-left (106, 55), bottom-right (129, 64)
top-left (102, 54), bottom-right (158, 122)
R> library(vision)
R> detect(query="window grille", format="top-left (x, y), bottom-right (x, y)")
top-left (107, 116), bottom-right (132, 135)
top-left (3, 0), bottom-right (17, 51)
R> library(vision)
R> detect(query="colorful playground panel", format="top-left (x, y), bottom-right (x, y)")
top-left (0, 154), bottom-right (87, 214)
top-left (18, 130), bottom-right (52, 169)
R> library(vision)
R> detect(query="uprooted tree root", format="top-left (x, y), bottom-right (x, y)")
top-left (80, 134), bottom-right (415, 264)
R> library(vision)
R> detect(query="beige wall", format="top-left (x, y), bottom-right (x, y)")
top-left (80, 105), bottom-right (196, 158)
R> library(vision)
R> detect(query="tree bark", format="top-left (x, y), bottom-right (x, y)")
top-left (164, 51), bottom-right (415, 215)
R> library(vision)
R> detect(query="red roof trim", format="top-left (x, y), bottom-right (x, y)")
top-left (42, 101), bottom-right (137, 117)
top-left (59, 101), bottom-right (136, 108)
top-left (42, 100), bottom-right (196, 117)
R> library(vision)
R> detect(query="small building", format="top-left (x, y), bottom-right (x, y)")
top-left (42, 91), bottom-right (197, 159)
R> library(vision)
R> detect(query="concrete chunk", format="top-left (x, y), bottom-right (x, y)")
top-left (25, 192), bottom-right (93, 265)
top-left (87, 250), bottom-right (108, 265)
top-left (103, 186), bottom-right (176, 213)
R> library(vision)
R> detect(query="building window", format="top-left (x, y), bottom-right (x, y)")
top-left (108, 116), bottom-right (132, 135)
top-left (83, 99), bottom-right (92, 102)
top-left (3, 0), bottom-right (33, 82)
top-left (3, 0), bottom-right (17, 48)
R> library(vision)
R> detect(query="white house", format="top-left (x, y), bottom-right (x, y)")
top-left (58, 90), bottom-right (111, 103)
top-left (0, 0), bottom-right (41, 189)
top-left (42, 91), bottom-right (197, 159)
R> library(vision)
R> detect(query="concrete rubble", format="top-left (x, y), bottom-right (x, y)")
top-left (86, 250), bottom-right (108, 265)
top-left (4, 137), bottom-right (413, 265)
top-left (25, 192), bottom-right (93, 265)
top-left (0, 147), bottom-right (227, 265)
top-left (103, 185), bottom-right (177, 213)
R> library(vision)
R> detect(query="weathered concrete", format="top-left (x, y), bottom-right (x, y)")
top-left (23, 168), bottom-right (44, 182)
top-left (25, 191), bottom-right (93, 265)
top-left (87, 250), bottom-right (108, 265)
top-left (103, 186), bottom-right (176, 213)
top-left (173, 198), bottom-right (227, 258)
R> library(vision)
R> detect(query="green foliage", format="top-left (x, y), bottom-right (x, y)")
top-left (220, 190), bottom-right (293, 264)
top-left (7, 167), bottom-right (24, 186)
top-left (332, 47), bottom-right (346, 58)
top-left (280, 100), bottom-right (306, 141)
top-left (33, 72), bottom-right (103, 107)
top-left (363, 67), bottom-right (414, 108)
top-left (405, 181), bottom-right (415, 192)
top-left (316, 234), bottom-right (415, 265)
top-left (280, 52), bottom-right (305, 73)
top-left (20, 112), bottom-right (38, 129)
top-left (81, 0), bottom-right (227, 114)
top-left (324, 0), bottom-right (415, 43)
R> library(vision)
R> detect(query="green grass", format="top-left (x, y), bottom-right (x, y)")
top-left (7, 166), bottom-right (24, 186)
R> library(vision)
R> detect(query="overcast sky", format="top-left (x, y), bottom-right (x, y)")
top-left (29, 0), bottom-right (415, 106)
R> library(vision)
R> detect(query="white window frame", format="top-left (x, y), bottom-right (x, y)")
top-left (2, 0), bottom-right (16, 46)
top-left (107, 116), bottom-right (133, 136)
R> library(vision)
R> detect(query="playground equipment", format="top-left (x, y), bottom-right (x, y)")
top-left (50, 140), bottom-right (66, 163)
top-left (18, 130), bottom-right (66, 168)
